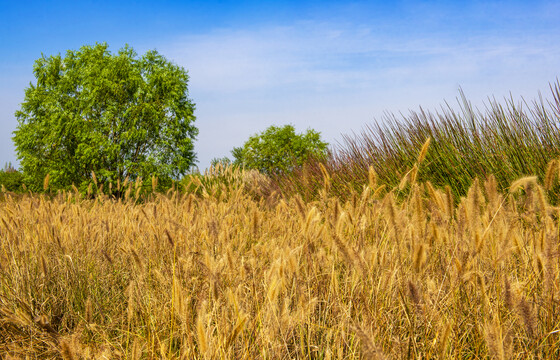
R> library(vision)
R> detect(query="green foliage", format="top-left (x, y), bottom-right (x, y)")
top-left (232, 124), bottom-right (328, 175)
top-left (13, 43), bottom-right (197, 192)
top-left (0, 163), bottom-right (24, 192)
top-left (210, 156), bottom-right (233, 168)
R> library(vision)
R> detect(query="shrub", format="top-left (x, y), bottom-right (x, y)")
top-left (0, 163), bottom-right (25, 192)
top-left (232, 124), bottom-right (328, 175)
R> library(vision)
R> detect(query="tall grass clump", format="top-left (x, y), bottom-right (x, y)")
top-left (275, 80), bottom-right (560, 201)
top-left (1, 154), bottom-right (559, 358)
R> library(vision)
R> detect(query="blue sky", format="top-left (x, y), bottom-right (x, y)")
top-left (1, 1), bottom-right (560, 170)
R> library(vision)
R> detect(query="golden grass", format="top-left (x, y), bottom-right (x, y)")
top-left (0, 166), bottom-right (559, 359)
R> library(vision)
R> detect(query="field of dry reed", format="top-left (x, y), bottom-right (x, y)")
top-left (1, 160), bottom-right (559, 359)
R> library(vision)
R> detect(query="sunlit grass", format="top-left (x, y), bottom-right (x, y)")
top-left (1, 160), bottom-right (559, 358)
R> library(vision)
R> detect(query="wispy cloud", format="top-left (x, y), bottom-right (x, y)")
top-left (2, 1), bottom-right (559, 169)
top-left (157, 20), bottom-right (560, 167)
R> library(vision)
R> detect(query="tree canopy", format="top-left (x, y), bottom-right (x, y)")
top-left (232, 125), bottom-right (328, 175)
top-left (13, 43), bottom-right (197, 191)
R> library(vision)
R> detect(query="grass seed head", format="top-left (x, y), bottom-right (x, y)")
top-left (352, 324), bottom-right (385, 360)
top-left (398, 171), bottom-right (409, 190)
top-left (474, 230), bottom-right (484, 254)
top-left (85, 298), bottom-right (93, 324)
top-left (165, 229), bottom-right (175, 247)
top-left (438, 323), bottom-right (452, 358)
top-left (445, 185), bottom-right (454, 218)
top-left (225, 313), bottom-right (247, 349)
top-left (409, 164), bottom-right (419, 185)
top-left (152, 175), bottom-right (158, 193)
top-left (43, 173), bottom-right (50, 191)
top-left (426, 181), bottom-right (444, 211)
top-left (413, 243), bottom-right (428, 272)
top-left (407, 280), bottom-right (422, 308)
top-left (131, 338), bottom-right (143, 360)
top-left (536, 185), bottom-right (548, 213)
top-left (294, 195), bottom-right (306, 220)
top-left (503, 277), bottom-right (514, 311)
top-left (417, 137), bottom-right (431, 164)
top-left (509, 176), bottom-right (538, 193)
top-left (516, 297), bottom-right (536, 339)
top-left (252, 210), bottom-right (259, 238)
top-left (60, 340), bottom-right (76, 360)
top-left (196, 306), bottom-right (208, 354)
top-left (40, 254), bottom-right (48, 278)
top-left (91, 171), bottom-right (97, 187)
top-left (484, 315), bottom-right (505, 360)
top-left (544, 159), bottom-right (558, 190)
top-left (368, 166), bottom-right (377, 189)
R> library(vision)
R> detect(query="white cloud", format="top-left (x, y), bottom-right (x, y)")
top-left (2, 2), bottom-right (559, 172)
top-left (155, 21), bottom-right (560, 168)
top-left (5, 17), bottom-right (558, 170)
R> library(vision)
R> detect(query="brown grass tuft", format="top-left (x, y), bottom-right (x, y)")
top-left (59, 340), bottom-right (76, 360)
top-left (544, 159), bottom-right (558, 190)
top-left (407, 280), bottom-right (422, 309)
top-left (1, 166), bottom-right (558, 358)
top-left (517, 297), bottom-right (536, 339)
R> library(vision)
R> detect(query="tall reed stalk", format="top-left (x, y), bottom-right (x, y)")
top-left (274, 81), bottom-right (560, 201)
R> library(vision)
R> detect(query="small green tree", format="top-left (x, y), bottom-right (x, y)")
top-left (232, 125), bottom-right (328, 174)
top-left (13, 43), bottom-right (197, 191)
top-left (210, 157), bottom-right (233, 168)
top-left (0, 163), bottom-right (25, 192)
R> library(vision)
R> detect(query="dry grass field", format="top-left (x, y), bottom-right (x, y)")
top-left (1, 162), bottom-right (560, 359)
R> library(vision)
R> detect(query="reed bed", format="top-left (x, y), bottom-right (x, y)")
top-left (275, 81), bottom-right (560, 202)
top-left (1, 162), bottom-right (559, 359)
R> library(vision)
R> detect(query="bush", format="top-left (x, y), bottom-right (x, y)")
top-left (0, 164), bottom-right (25, 192)
top-left (232, 124), bottom-right (328, 175)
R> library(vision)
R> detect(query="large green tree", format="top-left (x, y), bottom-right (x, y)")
top-left (13, 43), bottom-right (197, 191)
top-left (232, 124), bottom-right (328, 174)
